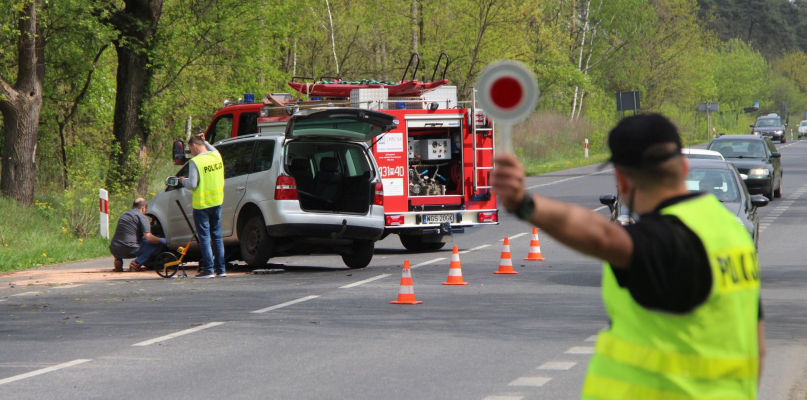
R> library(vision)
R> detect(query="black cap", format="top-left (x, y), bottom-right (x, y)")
top-left (607, 114), bottom-right (682, 168)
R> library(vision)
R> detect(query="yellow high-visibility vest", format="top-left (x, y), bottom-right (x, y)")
top-left (190, 151), bottom-right (224, 210)
top-left (582, 194), bottom-right (760, 400)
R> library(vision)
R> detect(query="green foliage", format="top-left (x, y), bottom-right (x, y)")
top-left (4, 0), bottom-right (807, 271)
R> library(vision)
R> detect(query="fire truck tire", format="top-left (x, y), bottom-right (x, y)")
top-left (342, 240), bottom-right (374, 269)
top-left (399, 235), bottom-right (447, 251)
top-left (240, 217), bottom-right (273, 267)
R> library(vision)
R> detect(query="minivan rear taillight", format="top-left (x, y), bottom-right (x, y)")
top-left (373, 182), bottom-right (384, 206)
top-left (274, 176), bottom-right (299, 200)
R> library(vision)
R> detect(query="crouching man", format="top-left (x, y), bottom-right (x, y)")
top-left (109, 198), bottom-right (166, 272)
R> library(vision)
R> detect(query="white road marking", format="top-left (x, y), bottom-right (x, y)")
top-left (251, 295), bottom-right (319, 314)
top-left (339, 274), bottom-right (391, 289)
top-left (0, 359), bottom-right (91, 386)
top-left (584, 335), bottom-right (598, 342)
top-left (565, 346), bottom-right (595, 354)
top-left (483, 396), bottom-right (524, 400)
top-left (499, 232), bottom-right (528, 242)
top-left (132, 322), bottom-right (225, 346)
top-left (537, 361), bottom-right (577, 370)
top-left (410, 258), bottom-right (445, 269)
top-left (460, 244), bottom-right (491, 254)
top-left (52, 284), bottom-right (84, 290)
top-left (592, 205), bottom-right (609, 212)
top-left (508, 376), bottom-right (552, 386)
top-left (0, 299), bottom-right (7, 302)
top-left (10, 292), bottom-right (40, 297)
top-left (526, 169), bottom-right (614, 190)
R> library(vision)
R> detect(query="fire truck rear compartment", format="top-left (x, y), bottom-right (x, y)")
top-left (285, 141), bottom-right (374, 215)
top-left (407, 127), bottom-right (463, 200)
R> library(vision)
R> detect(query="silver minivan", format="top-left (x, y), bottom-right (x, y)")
top-left (147, 109), bottom-right (395, 268)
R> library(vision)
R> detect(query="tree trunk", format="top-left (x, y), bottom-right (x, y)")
top-left (105, 0), bottom-right (163, 194)
top-left (411, 0), bottom-right (418, 54)
top-left (0, 1), bottom-right (44, 206)
top-left (109, 42), bottom-right (150, 191)
top-left (1, 97), bottom-right (42, 205)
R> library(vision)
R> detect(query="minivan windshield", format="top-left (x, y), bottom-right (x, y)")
top-left (686, 169), bottom-right (740, 202)
top-left (709, 140), bottom-right (767, 159)
top-left (755, 118), bottom-right (782, 127)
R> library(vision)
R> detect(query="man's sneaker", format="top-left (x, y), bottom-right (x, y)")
top-left (216, 272), bottom-right (227, 277)
top-left (194, 271), bottom-right (215, 279)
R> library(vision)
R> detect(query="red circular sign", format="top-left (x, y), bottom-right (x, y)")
top-left (489, 77), bottom-right (523, 110)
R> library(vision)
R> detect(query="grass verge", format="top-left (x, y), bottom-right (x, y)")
top-left (0, 161), bottom-right (179, 273)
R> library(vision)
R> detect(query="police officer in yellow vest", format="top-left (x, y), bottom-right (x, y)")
top-left (491, 114), bottom-right (764, 399)
top-left (179, 134), bottom-right (226, 279)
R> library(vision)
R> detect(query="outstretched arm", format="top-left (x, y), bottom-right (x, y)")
top-left (491, 153), bottom-right (633, 268)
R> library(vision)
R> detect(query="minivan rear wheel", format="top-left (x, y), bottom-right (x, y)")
top-left (240, 216), bottom-right (273, 267)
top-left (342, 240), bottom-right (374, 269)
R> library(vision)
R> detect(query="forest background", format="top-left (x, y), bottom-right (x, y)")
top-left (2, 0), bottom-right (807, 270)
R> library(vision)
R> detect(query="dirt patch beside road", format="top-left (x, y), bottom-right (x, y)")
top-left (0, 257), bottom-right (162, 288)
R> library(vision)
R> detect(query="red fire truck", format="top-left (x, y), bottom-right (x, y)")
top-left (178, 82), bottom-right (498, 252)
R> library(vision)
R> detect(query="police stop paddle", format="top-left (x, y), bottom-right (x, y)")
top-left (475, 60), bottom-right (539, 154)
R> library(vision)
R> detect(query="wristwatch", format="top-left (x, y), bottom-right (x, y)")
top-left (514, 194), bottom-right (535, 221)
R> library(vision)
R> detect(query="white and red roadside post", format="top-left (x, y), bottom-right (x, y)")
top-left (585, 138), bottom-right (589, 158)
top-left (99, 189), bottom-right (109, 239)
top-left (712, 128), bottom-right (716, 139)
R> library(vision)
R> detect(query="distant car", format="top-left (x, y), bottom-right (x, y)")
top-left (798, 120), bottom-right (807, 139)
top-left (707, 135), bottom-right (783, 200)
top-left (751, 115), bottom-right (787, 143)
top-left (681, 148), bottom-right (725, 160)
top-left (686, 159), bottom-right (769, 248)
top-left (599, 159), bottom-right (769, 248)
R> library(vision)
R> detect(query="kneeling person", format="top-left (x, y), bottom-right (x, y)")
top-left (109, 198), bottom-right (166, 272)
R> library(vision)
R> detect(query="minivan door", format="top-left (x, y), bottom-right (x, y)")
top-left (216, 141), bottom-right (256, 237)
top-left (284, 109), bottom-right (397, 142)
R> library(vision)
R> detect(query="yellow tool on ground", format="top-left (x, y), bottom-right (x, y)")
top-left (154, 200), bottom-right (197, 278)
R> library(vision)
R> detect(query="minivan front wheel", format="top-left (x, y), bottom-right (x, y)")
top-left (342, 240), bottom-right (374, 269)
top-left (240, 216), bottom-right (273, 267)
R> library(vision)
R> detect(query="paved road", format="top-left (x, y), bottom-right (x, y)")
top-left (2, 141), bottom-right (807, 399)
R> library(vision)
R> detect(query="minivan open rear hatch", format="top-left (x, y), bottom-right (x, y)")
top-left (285, 108), bottom-right (397, 142)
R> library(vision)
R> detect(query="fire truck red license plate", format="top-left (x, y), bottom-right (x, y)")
top-left (424, 214), bottom-right (454, 224)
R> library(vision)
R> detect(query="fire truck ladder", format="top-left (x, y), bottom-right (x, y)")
top-left (471, 87), bottom-right (494, 200)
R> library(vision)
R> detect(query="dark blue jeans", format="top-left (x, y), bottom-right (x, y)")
top-left (193, 205), bottom-right (225, 274)
top-left (112, 237), bottom-right (162, 265)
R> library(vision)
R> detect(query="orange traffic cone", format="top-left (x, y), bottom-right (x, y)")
top-left (391, 260), bottom-right (423, 304)
top-left (443, 246), bottom-right (469, 285)
top-left (524, 227), bottom-right (546, 261)
top-left (495, 237), bottom-right (518, 274)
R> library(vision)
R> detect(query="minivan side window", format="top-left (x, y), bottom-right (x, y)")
top-left (238, 113), bottom-right (259, 136)
top-left (252, 140), bottom-right (276, 173)
top-left (209, 114), bottom-right (234, 144)
top-left (344, 147), bottom-right (371, 177)
top-left (217, 142), bottom-right (255, 179)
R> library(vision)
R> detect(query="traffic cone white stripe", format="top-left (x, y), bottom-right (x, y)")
top-left (399, 285), bottom-right (414, 295)
top-left (500, 258), bottom-right (512, 266)
top-left (448, 269), bottom-right (463, 277)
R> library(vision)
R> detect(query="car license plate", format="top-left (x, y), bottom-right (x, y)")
top-left (424, 214), bottom-right (454, 224)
